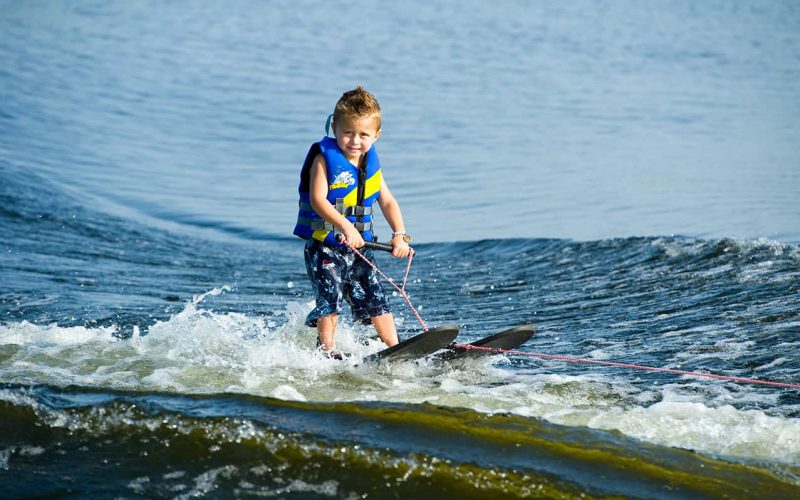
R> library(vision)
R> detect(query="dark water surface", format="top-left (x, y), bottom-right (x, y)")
top-left (2, 1), bottom-right (800, 497)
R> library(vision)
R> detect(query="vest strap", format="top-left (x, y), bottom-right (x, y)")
top-left (344, 205), bottom-right (373, 216)
top-left (299, 201), bottom-right (373, 217)
top-left (298, 217), bottom-right (373, 233)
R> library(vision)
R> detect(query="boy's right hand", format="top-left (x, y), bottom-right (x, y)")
top-left (341, 224), bottom-right (365, 248)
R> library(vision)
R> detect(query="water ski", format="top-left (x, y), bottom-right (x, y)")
top-left (438, 324), bottom-right (535, 361)
top-left (362, 325), bottom-right (460, 363)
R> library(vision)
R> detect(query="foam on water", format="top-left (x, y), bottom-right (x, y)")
top-left (588, 400), bottom-right (799, 462)
top-left (2, 288), bottom-right (799, 467)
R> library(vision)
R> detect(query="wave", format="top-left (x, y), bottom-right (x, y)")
top-left (4, 159), bottom-right (800, 254)
top-left (1, 293), bottom-right (799, 471)
top-left (1, 383), bottom-right (798, 498)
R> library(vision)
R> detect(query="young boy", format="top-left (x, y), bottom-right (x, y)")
top-left (293, 86), bottom-right (412, 357)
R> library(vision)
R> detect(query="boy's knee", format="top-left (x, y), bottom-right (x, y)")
top-left (316, 312), bottom-right (339, 328)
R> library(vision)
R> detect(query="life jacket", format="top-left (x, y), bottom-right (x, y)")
top-left (293, 136), bottom-right (382, 246)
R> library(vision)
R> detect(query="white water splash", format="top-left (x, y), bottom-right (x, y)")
top-left (1, 288), bottom-right (799, 467)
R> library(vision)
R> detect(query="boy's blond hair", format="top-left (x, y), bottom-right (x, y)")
top-left (333, 86), bottom-right (382, 130)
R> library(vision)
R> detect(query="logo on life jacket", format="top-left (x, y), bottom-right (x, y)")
top-left (329, 171), bottom-right (355, 190)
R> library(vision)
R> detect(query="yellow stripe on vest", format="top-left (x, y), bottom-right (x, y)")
top-left (312, 229), bottom-right (330, 242)
top-left (364, 170), bottom-right (382, 199)
top-left (342, 170), bottom-right (382, 206)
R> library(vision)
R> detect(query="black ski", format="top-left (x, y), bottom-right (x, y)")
top-left (438, 324), bottom-right (535, 361)
top-left (362, 325), bottom-right (460, 363)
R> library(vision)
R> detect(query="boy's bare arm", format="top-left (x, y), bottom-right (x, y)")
top-left (309, 154), bottom-right (365, 247)
top-left (378, 180), bottom-right (412, 257)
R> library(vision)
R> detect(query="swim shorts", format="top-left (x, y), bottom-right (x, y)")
top-left (303, 239), bottom-right (392, 327)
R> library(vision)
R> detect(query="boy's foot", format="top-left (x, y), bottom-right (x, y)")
top-left (323, 350), bottom-right (351, 360)
top-left (315, 339), bottom-right (350, 360)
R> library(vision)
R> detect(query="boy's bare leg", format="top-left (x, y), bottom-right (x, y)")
top-left (316, 313), bottom-right (338, 351)
top-left (371, 313), bottom-right (399, 347)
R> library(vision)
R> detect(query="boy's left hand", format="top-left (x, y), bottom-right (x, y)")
top-left (390, 236), bottom-right (412, 258)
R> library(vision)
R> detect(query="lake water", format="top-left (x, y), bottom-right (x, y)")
top-left (2, 1), bottom-right (799, 497)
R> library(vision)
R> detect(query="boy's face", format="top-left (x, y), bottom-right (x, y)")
top-left (333, 115), bottom-right (381, 164)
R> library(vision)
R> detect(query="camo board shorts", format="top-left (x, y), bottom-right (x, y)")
top-left (304, 239), bottom-right (392, 327)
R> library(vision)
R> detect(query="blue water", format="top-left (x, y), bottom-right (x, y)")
top-left (2, 1), bottom-right (800, 497)
top-left (2, 0), bottom-right (798, 243)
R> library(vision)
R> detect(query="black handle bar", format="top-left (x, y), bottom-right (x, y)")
top-left (363, 240), bottom-right (394, 252)
top-left (335, 234), bottom-right (395, 253)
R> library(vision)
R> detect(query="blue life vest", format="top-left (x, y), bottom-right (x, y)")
top-left (293, 136), bottom-right (382, 246)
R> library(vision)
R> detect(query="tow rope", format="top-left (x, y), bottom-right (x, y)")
top-left (343, 240), bottom-right (429, 332)
top-left (341, 238), bottom-right (800, 390)
top-left (453, 344), bottom-right (800, 389)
